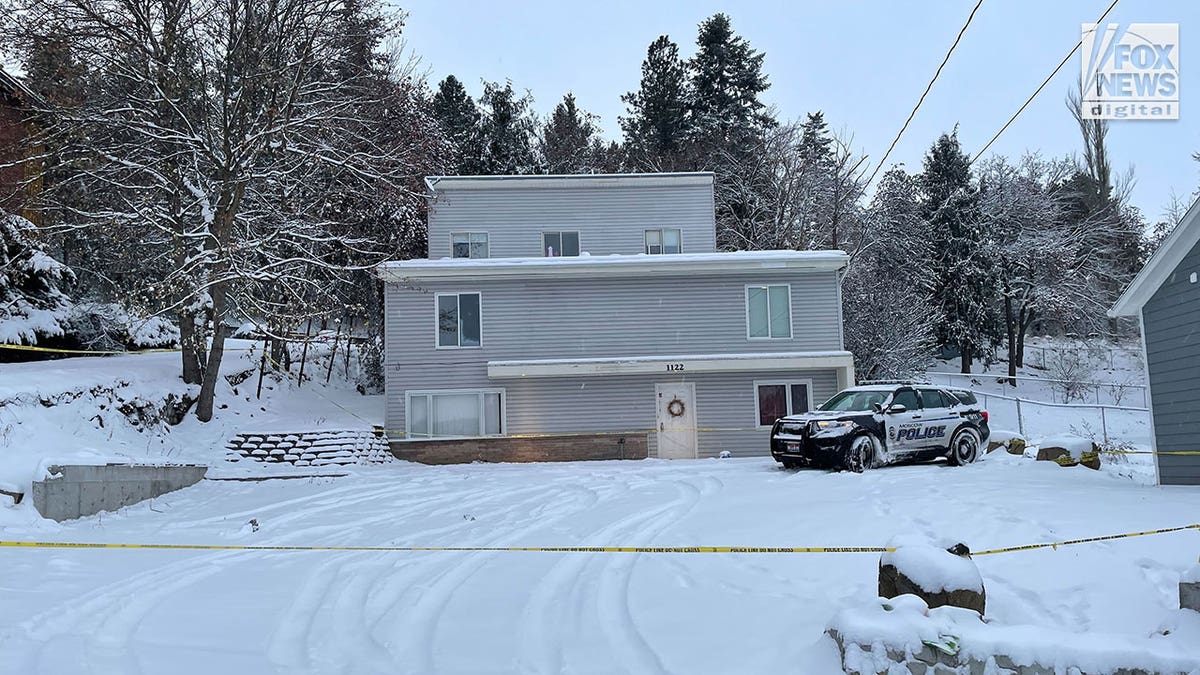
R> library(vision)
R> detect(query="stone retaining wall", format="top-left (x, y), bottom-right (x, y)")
top-left (226, 430), bottom-right (393, 466)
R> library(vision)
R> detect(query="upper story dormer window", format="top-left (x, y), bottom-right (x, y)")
top-left (645, 228), bottom-right (682, 255)
top-left (542, 231), bottom-right (580, 257)
top-left (451, 232), bottom-right (489, 258)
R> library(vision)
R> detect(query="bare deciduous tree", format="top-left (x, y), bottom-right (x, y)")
top-left (4, 0), bottom-right (432, 419)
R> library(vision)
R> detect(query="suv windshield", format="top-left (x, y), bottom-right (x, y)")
top-left (818, 390), bottom-right (888, 412)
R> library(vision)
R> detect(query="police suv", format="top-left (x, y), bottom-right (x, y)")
top-left (769, 383), bottom-right (990, 472)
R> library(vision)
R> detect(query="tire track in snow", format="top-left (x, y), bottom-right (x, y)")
top-left (3, 548), bottom-right (244, 675)
top-left (264, 482), bottom-right (581, 670)
top-left (514, 472), bottom-right (721, 674)
top-left (381, 483), bottom-right (600, 675)
top-left (265, 557), bottom-right (343, 673)
top-left (5, 478), bottom-right (553, 674)
top-left (261, 480), bottom-right (599, 673)
top-left (594, 479), bottom-right (703, 675)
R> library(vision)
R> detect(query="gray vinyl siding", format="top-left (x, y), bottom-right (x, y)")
top-left (427, 183), bottom-right (716, 258)
top-left (1142, 235), bottom-right (1200, 485)
top-left (389, 370), bottom-right (837, 460)
top-left (384, 269), bottom-right (844, 456)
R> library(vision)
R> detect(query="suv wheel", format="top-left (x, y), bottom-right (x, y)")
top-left (844, 435), bottom-right (875, 473)
top-left (949, 428), bottom-right (980, 466)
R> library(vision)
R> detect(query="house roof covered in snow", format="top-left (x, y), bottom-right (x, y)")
top-left (1110, 194), bottom-right (1200, 316)
top-left (425, 172), bottom-right (714, 192)
top-left (0, 66), bottom-right (43, 108)
top-left (377, 249), bottom-right (848, 282)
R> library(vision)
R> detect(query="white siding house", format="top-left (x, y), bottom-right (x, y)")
top-left (380, 173), bottom-right (854, 463)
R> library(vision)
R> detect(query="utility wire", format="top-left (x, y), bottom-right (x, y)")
top-left (865, 0), bottom-right (986, 187)
top-left (970, 0), bottom-right (1121, 164)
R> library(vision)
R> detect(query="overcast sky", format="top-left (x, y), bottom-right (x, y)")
top-left (396, 0), bottom-right (1199, 222)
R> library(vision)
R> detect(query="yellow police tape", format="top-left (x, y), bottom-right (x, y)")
top-left (0, 541), bottom-right (893, 554)
top-left (0, 343), bottom-right (181, 355)
top-left (2, 524), bottom-right (1196, 556)
top-left (972, 523), bottom-right (1200, 556)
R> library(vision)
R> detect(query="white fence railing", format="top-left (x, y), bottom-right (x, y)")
top-left (927, 371), bottom-right (1148, 408)
top-left (962, 388), bottom-right (1150, 446)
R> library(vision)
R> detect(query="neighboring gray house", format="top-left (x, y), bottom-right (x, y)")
top-left (379, 173), bottom-right (854, 463)
top-left (1110, 196), bottom-right (1200, 485)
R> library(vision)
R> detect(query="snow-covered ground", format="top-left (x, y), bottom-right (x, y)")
top-left (925, 337), bottom-right (1152, 448)
top-left (1, 339), bottom-right (1196, 673)
top-left (0, 340), bottom-right (383, 490)
top-left (3, 454), bottom-right (1200, 674)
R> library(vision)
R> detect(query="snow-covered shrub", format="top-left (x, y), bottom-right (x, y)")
top-left (0, 214), bottom-right (75, 346)
top-left (1045, 347), bottom-right (1098, 403)
top-left (357, 336), bottom-right (384, 395)
top-left (65, 302), bottom-right (180, 351)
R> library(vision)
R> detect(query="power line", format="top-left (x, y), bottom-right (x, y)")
top-left (865, 0), bottom-right (986, 187)
top-left (970, 0), bottom-right (1121, 165)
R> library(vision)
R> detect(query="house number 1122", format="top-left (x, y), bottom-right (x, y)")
top-left (665, 363), bottom-right (685, 372)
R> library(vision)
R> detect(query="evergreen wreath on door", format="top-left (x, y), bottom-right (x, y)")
top-left (667, 397), bottom-right (686, 417)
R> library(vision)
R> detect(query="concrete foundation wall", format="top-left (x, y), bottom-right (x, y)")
top-left (391, 433), bottom-right (648, 465)
top-left (31, 464), bottom-right (208, 521)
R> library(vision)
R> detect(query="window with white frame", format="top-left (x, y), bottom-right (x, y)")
top-left (407, 390), bottom-right (504, 438)
top-left (542, 231), bottom-right (580, 257)
top-left (451, 232), bottom-right (489, 258)
top-left (755, 381), bottom-right (812, 427)
top-left (644, 228), bottom-right (682, 255)
top-left (746, 284), bottom-right (791, 339)
top-left (436, 292), bottom-right (481, 348)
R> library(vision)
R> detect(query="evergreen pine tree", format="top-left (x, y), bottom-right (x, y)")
top-left (620, 35), bottom-right (690, 170)
top-left (919, 130), bottom-right (996, 373)
top-left (477, 80), bottom-right (538, 175)
top-left (0, 214), bottom-right (75, 349)
top-left (431, 75), bottom-right (482, 175)
top-left (539, 93), bottom-right (604, 174)
top-left (687, 13), bottom-right (773, 155)
top-left (797, 112), bottom-right (833, 165)
top-left (794, 111), bottom-right (838, 248)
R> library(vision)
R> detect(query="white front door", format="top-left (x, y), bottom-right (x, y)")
top-left (655, 382), bottom-right (697, 459)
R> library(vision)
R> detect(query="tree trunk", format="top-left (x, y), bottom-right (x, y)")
top-left (1016, 308), bottom-right (1034, 369)
top-left (178, 310), bottom-right (203, 385)
top-left (195, 283), bottom-right (229, 422)
top-left (195, 322), bottom-right (227, 422)
top-left (960, 340), bottom-right (972, 374)
top-left (1004, 292), bottom-right (1016, 384)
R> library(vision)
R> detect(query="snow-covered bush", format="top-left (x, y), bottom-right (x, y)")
top-left (0, 214), bottom-right (75, 346)
top-left (64, 302), bottom-right (179, 351)
top-left (1045, 348), bottom-right (1099, 403)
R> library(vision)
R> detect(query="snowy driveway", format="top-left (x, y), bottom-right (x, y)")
top-left (3, 455), bottom-right (1199, 674)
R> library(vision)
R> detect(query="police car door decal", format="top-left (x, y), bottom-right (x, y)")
top-left (884, 389), bottom-right (924, 454)
top-left (913, 390), bottom-right (954, 449)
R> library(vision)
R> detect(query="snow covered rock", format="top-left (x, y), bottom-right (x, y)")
top-left (1035, 436), bottom-right (1101, 469)
top-left (879, 539), bottom-right (986, 615)
top-left (986, 433), bottom-right (1027, 455)
top-left (1183, 565), bottom-right (1200, 613)
top-left (827, 595), bottom-right (1200, 675)
top-left (1005, 437), bottom-right (1027, 455)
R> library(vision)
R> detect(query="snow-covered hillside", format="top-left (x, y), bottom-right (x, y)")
top-left (923, 338), bottom-right (1153, 461)
top-left (0, 341), bottom-right (382, 495)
